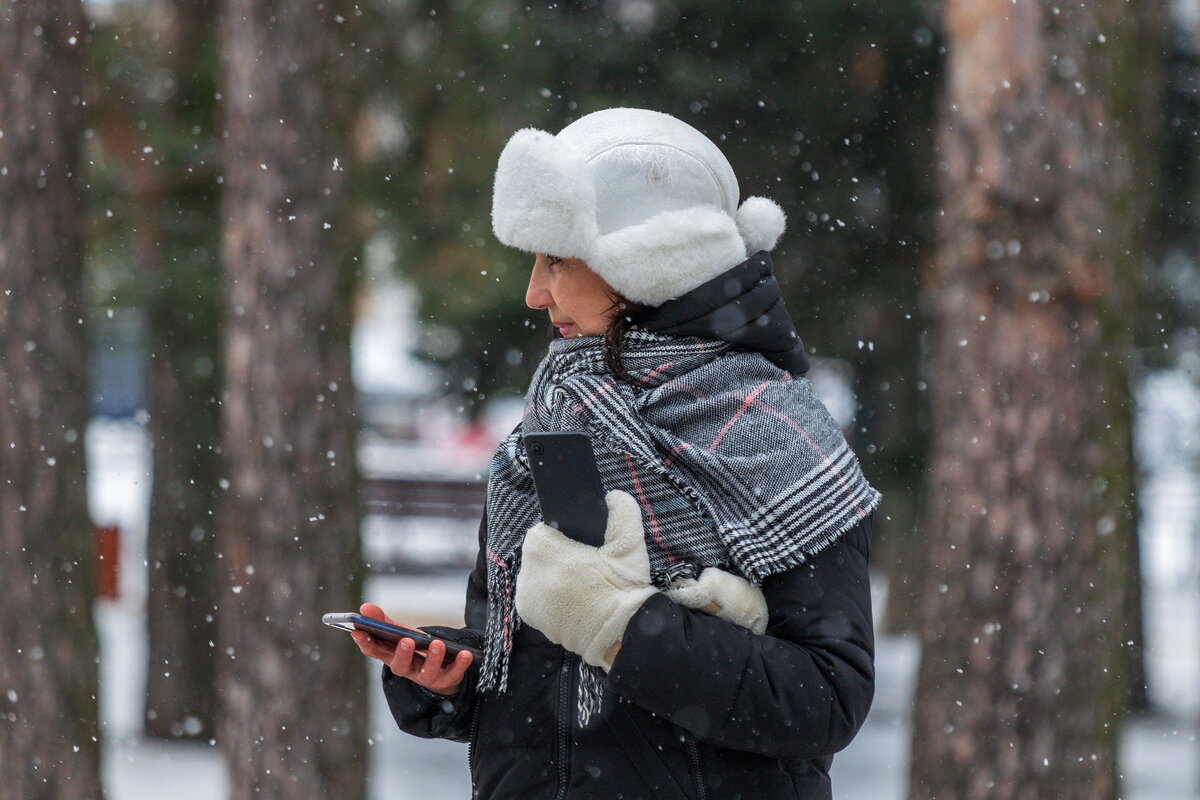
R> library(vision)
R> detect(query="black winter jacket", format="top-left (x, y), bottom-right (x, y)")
top-left (383, 252), bottom-right (874, 798)
top-left (382, 510), bottom-right (874, 799)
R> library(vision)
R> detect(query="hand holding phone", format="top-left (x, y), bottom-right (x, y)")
top-left (323, 611), bottom-right (482, 658)
top-left (337, 603), bottom-right (477, 696)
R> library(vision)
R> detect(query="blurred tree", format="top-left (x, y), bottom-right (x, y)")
top-left (215, 0), bottom-right (366, 797)
top-left (87, 0), bottom-right (224, 741)
top-left (137, 0), bottom-right (223, 740)
top-left (1158, 11), bottom-right (1200, 353)
top-left (907, 0), bottom-right (1153, 796)
top-left (1108, 0), bottom-right (1166, 716)
top-left (0, 1), bottom-right (106, 798)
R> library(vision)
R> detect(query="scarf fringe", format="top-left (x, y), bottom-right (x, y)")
top-left (479, 549), bottom-right (520, 694)
top-left (577, 662), bottom-right (605, 728)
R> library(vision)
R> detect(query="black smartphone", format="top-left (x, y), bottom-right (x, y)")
top-left (523, 431), bottom-right (608, 547)
top-left (322, 613), bottom-right (483, 659)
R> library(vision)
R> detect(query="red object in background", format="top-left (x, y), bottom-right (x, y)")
top-left (93, 525), bottom-right (120, 599)
top-left (454, 420), bottom-right (496, 453)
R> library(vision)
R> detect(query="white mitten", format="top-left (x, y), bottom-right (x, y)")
top-left (665, 567), bottom-right (769, 634)
top-left (515, 490), bottom-right (656, 670)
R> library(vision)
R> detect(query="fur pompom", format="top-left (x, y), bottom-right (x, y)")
top-left (735, 196), bottom-right (786, 253)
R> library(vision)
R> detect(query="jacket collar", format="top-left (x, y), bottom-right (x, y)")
top-left (542, 251), bottom-right (810, 377)
top-left (638, 251), bottom-right (810, 376)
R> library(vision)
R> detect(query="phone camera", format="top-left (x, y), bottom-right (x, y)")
top-left (530, 442), bottom-right (545, 455)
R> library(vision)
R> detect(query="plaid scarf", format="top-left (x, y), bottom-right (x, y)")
top-left (479, 329), bottom-right (881, 694)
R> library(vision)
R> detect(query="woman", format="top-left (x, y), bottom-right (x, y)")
top-left (354, 107), bottom-right (880, 799)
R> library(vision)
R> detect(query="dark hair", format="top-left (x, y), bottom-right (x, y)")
top-left (602, 293), bottom-right (654, 384)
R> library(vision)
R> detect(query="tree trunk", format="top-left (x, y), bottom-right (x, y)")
top-left (908, 1), bottom-right (1143, 798)
top-left (138, 0), bottom-right (223, 742)
top-left (1107, 0), bottom-right (1166, 716)
top-left (215, 0), bottom-right (366, 797)
top-left (0, 2), bottom-right (105, 799)
top-left (143, 237), bottom-right (221, 741)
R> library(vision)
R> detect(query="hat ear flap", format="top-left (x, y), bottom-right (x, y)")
top-left (492, 128), bottom-right (598, 258)
top-left (735, 196), bottom-right (786, 253)
top-left (589, 207), bottom-right (748, 307)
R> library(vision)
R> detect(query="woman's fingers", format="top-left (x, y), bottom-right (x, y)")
top-left (434, 649), bottom-right (474, 691)
top-left (420, 647), bottom-right (474, 693)
top-left (354, 624), bottom-right (472, 695)
top-left (359, 602), bottom-right (396, 626)
top-left (351, 629), bottom-right (395, 664)
top-left (405, 640), bottom-right (474, 694)
top-left (417, 640), bottom-right (448, 682)
top-left (387, 637), bottom-right (418, 676)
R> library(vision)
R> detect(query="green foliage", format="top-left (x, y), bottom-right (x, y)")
top-left (84, 0), bottom-right (222, 363)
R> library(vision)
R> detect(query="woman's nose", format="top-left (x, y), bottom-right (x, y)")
top-left (526, 261), bottom-right (551, 309)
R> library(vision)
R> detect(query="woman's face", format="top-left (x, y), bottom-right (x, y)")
top-left (525, 253), bottom-right (618, 337)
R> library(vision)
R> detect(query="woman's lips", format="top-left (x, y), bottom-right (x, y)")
top-left (555, 323), bottom-right (574, 336)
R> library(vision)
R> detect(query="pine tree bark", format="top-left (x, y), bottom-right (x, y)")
top-left (0, 2), bottom-right (105, 798)
top-left (908, 1), bottom-right (1142, 798)
top-left (216, 0), bottom-right (366, 797)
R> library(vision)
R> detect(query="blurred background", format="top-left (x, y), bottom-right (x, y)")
top-left (2, 0), bottom-right (1199, 798)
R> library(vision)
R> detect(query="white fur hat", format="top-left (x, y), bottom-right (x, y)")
top-left (492, 108), bottom-right (786, 307)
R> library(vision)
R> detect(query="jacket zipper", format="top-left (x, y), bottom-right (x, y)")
top-left (553, 651), bottom-right (574, 800)
top-left (468, 698), bottom-right (481, 779)
top-left (685, 735), bottom-right (708, 800)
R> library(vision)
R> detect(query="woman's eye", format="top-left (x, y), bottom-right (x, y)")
top-left (545, 254), bottom-right (563, 267)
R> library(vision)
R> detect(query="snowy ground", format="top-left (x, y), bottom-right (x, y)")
top-left (88, 413), bottom-right (1200, 799)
